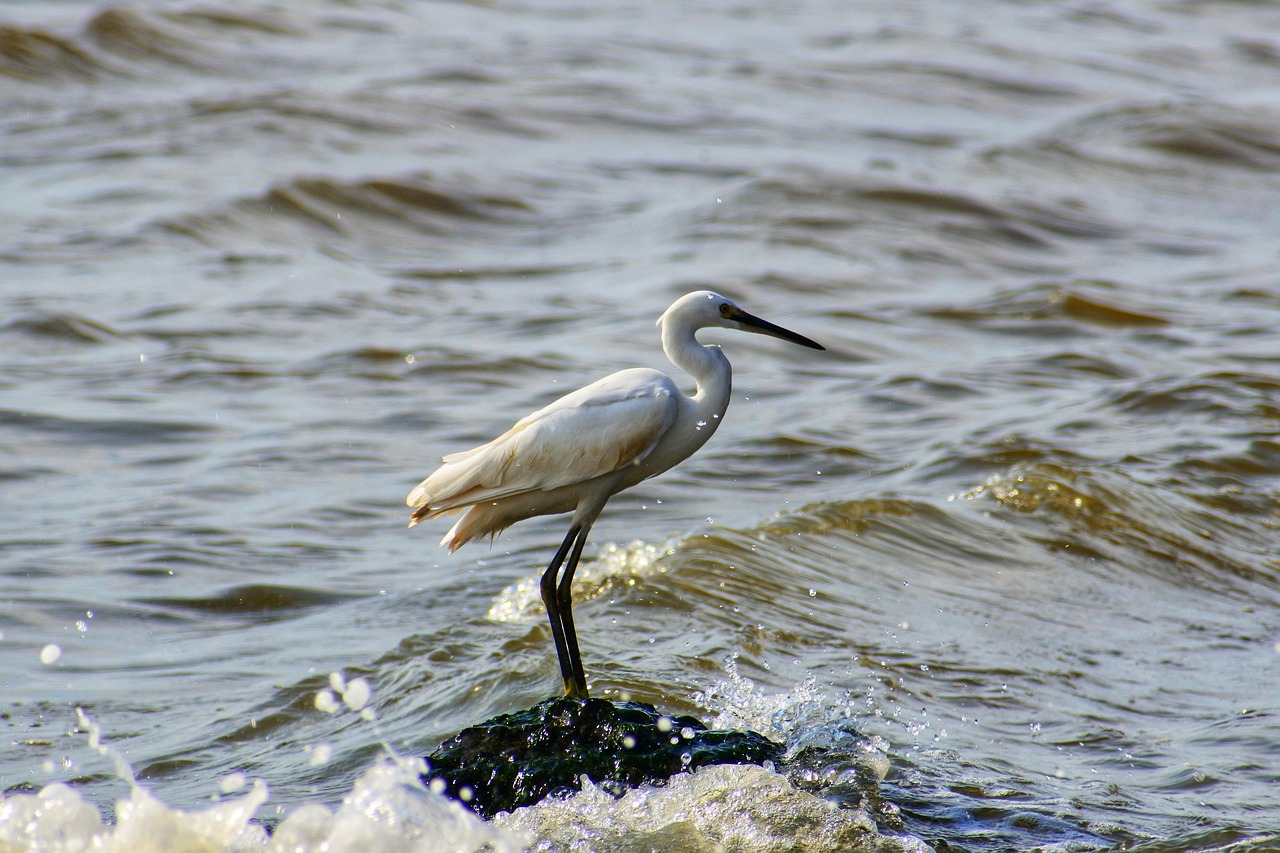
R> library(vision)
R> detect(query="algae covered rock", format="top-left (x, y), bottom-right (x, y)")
top-left (425, 697), bottom-right (783, 818)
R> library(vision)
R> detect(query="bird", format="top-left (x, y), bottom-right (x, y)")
top-left (406, 291), bottom-right (824, 699)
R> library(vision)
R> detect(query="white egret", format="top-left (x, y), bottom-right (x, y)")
top-left (406, 291), bottom-right (824, 699)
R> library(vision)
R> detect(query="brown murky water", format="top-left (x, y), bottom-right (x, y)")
top-left (2, 0), bottom-right (1279, 849)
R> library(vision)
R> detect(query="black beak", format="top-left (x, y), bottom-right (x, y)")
top-left (733, 308), bottom-right (825, 351)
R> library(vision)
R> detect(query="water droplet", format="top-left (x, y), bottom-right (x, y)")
top-left (40, 644), bottom-right (61, 665)
top-left (343, 677), bottom-right (372, 711)
top-left (309, 743), bottom-right (333, 766)
top-left (220, 772), bottom-right (247, 794)
top-left (315, 690), bottom-right (339, 714)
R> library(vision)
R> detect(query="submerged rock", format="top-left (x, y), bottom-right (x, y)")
top-left (425, 697), bottom-right (784, 818)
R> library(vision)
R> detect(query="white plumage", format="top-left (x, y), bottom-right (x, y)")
top-left (408, 368), bottom-right (678, 549)
top-left (406, 290), bottom-right (824, 698)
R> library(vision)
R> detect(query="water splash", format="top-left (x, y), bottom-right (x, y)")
top-left (694, 655), bottom-right (849, 749)
top-left (0, 709), bottom-right (274, 852)
top-left (0, 686), bottom-right (528, 852)
top-left (495, 763), bottom-right (932, 853)
top-left (486, 540), bottom-right (672, 623)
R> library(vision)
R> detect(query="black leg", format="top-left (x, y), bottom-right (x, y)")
top-left (539, 525), bottom-right (580, 696)
top-left (557, 525), bottom-right (592, 699)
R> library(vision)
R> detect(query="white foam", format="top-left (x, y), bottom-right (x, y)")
top-left (0, 684), bottom-right (530, 853)
top-left (486, 540), bottom-right (672, 623)
top-left (0, 780), bottom-right (270, 853)
top-left (495, 763), bottom-right (928, 853)
top-left (270, 759), bottom-right (529, 853)
top-left (0, 760), bottom-right (530, 853)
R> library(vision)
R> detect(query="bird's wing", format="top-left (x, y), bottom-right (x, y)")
top-left (407, 368), bottom-right (678, 514)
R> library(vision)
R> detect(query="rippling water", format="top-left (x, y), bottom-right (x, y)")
top-left (3, 0), bottom-right (1280, 850)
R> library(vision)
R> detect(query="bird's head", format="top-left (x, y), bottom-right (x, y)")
top-left (659, 290), bottom-right (825, 351)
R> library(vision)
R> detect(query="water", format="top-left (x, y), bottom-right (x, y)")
top-left (2, 0), bottom-right (1279, 849)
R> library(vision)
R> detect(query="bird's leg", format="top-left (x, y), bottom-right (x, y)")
top-left (556, 525), bottom-right (592, 700)
top-left (540, 525), bottom-right (581, 697)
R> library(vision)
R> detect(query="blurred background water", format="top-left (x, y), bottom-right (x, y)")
top-left (2, 0), bottom-right (1279, 849)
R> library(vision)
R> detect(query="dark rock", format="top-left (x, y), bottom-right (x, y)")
top-left (425, 696), bottom-right (784, 818)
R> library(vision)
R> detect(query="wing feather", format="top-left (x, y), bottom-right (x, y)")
top-left (407, 369), bottom-right (677, 518)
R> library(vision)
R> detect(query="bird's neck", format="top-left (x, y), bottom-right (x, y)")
top-left (662, 318), bottom-right (732, 417)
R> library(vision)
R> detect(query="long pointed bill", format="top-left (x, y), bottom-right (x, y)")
top-left (730, 308), bottom-right (826, 351)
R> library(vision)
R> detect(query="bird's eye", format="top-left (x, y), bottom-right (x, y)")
top-left (718, 303), bottom-right (731, 317)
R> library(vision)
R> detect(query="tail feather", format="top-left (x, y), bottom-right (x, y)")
top-left (405, 434), bottom-right (519, 514)
top-left (438, 506), bottom-right (508, 552)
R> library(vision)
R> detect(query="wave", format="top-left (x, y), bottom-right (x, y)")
top-left (1, 6), bottom-right (295, 83)
top-left (960, 462), bottom-right (1280, 600)
top-left (698, 171), bottom-right (1125, 272)
top-left (84, 8), bottom-right (209, 70)
top-left (0, 24), bottom-right (106, 80)
top-left (920, 278), bottom-right (1171, 337)
top-left (992, 100), bottom-right (1280, 176)
top-left (733, 172), bottom-right (1123, 242)
top-left (140, 583), bottom-right (357, 621)
top-left (159, 175), bottom-right (537, 251)
top-left (785, 58), bottom-right (1080, 107)
top-left (0, 408), bottom-right (210, 447)
top-left (1, 312), bottom-right (123, 344)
